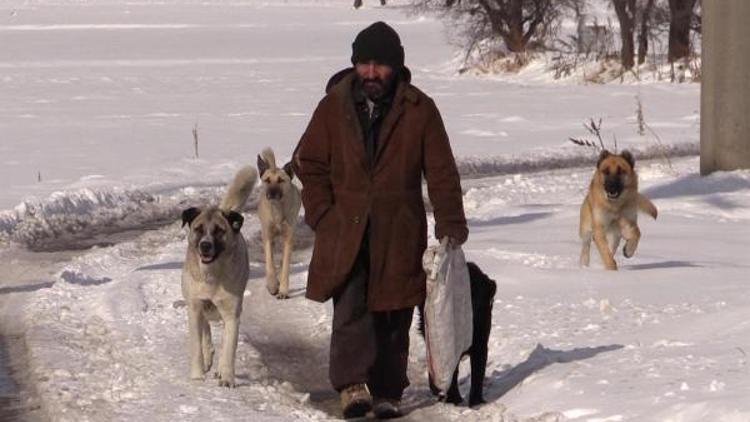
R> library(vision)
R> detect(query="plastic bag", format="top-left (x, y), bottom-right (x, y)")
top-left (422, 238), bottom-right (473, 394)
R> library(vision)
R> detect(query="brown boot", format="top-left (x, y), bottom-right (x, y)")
top-left (372, 397), bottom-right (401, 419)
top-left (340, 383), bottom-right (372, 419)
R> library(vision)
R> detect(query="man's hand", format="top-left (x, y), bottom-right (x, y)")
top-left (441, 236), bottom-right (458, 250)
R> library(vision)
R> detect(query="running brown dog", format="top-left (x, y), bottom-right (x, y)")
top-left (579, 150), bottom-right (658, 270)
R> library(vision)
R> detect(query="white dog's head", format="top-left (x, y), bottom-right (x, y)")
top-left (181, 207), bottom-right (244, 265)
top-left (257, 147), bottom-right (295, 201)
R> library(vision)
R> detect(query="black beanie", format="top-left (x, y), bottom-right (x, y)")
top-left (351, 21), bottom-right (405, 70)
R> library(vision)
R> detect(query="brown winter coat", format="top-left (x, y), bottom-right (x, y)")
top-left (293, 69), bottom-right (468, 311)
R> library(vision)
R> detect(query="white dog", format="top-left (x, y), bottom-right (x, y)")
top-left (180, 166), bottom-right (256, 387)
top-left (257, 147), bottom-right (302, 299)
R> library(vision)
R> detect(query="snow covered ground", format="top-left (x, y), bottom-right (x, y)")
top-left (2, 1), bottom-right (749, 421)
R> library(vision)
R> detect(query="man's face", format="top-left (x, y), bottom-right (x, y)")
top-left (355, 61), bottom-right (394, 100)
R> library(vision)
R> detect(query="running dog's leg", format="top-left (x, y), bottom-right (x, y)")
top-left (620, 218), bottom-right (641, 258)
top-left (608, 232), bottom-right (622, 256)
top-left (579, 199), bottom-right (593, 267)
top-left (593, 225), bottom-right (617, 270)
top-left (580, 231), bottom-right (592, 267)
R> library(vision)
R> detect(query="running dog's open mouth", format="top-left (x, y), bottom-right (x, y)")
top-left (605, 190), bottom-right (621, 199)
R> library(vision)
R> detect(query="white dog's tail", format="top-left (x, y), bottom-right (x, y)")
top-left (260, 147), bottom-right (277, 169)
top-left (220, 165), bottom-right (258, 212)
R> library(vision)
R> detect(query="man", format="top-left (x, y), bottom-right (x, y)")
top-left (293, 21), bottom-right (468, 419)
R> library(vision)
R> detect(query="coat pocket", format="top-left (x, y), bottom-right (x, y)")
top-left (386, 204), bottom-right (426, 276)
top-left (310, 207), bottom-right (342, 276)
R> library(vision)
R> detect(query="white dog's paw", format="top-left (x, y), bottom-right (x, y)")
top-left (266, 278), bottom-right (279, 296)
top-left (218, 378), bottom-right (236, 388)
top-left (276, 291), bottom-right (288, 300)
top-left (190, 368), bottom-right (205, 381)
top-left (215, 370), bottom-right (235, 388)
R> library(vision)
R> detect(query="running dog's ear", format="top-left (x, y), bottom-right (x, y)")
top-left (257, 154), bottom-right (269, 178)
top-left (596, 149), bottom-right (611, 168)
top-left (620, 150), bottom-right (635, 169)
top-left (223, 211), bottom-right (244, 232)
top-left (181, 207), bottom-right (201, 228)
top-left (283, 161), bottom-right (294, 179)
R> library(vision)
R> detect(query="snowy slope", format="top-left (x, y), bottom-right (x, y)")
top-left (0, 0), bottom-right (699, 213)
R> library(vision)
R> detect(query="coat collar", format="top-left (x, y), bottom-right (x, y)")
top-left (327, 67), bottom-right (419, 106)
top-left (327, 69), bottom-right (419, 172)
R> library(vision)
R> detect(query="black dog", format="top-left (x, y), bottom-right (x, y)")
top-left (418, 261), bottom-right (497, 407)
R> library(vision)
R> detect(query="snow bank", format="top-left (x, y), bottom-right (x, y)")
top-left (0, 184), bottom-right (258, 251)
top-left (456, 142), bottom-right (698, 179)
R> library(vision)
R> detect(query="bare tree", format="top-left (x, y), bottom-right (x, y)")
top-left (414, 0), bottom-right (556, 54)
top-left (569, 0), bottom-right (588, 54)
top-left (667, 0), bottom-right (698, 62)
top-left (691, 0), bottom-right (701, 34)
top-left (612, 0), bottom-right (637, 70)
top-left (637, 0), bottom-right (656, 64)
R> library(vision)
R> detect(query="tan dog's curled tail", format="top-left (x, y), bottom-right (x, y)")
top-left (220, 166), bottom-right (258, 212)
top-left (638, 194), bottom-right (658, 219)
top-left (260, 147), bottom-right (277, 169)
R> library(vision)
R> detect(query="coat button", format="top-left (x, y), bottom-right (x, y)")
top-left (352, 216), bottom-right (361, 224)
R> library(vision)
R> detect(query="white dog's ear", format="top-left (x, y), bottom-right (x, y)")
top-left (283, 161), bottom-right (294, 179)
top-left (224, 211), bottom-right (244, 232)
top-left (181, 207), bottom-right (201, 227)
top-left (257, 154), bottom-right (269, 178)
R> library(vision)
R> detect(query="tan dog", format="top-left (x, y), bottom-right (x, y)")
top-left (579, 150), bottom-right (657, 270)
top-left (181, 166), bottom-right (257, 387)
top-left (257, 147), bottom-right (302, 299)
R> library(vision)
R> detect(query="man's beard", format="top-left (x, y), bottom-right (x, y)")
top-left (358, 74), bottom-right (394, 101)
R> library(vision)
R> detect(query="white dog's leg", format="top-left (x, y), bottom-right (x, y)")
top-left (277, 225), bottom-right (295, 299)
top-left (187, 303), bottom-right (205, 380)
top-left (200, 317), bottom-right (213, 373)
top-left (216, 302), bottom-right (239, 388)
top-left (263, 234), bottom-right (279, 296)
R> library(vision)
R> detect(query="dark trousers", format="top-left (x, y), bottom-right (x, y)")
top-left (329, 236), bottom-right (414, 400)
